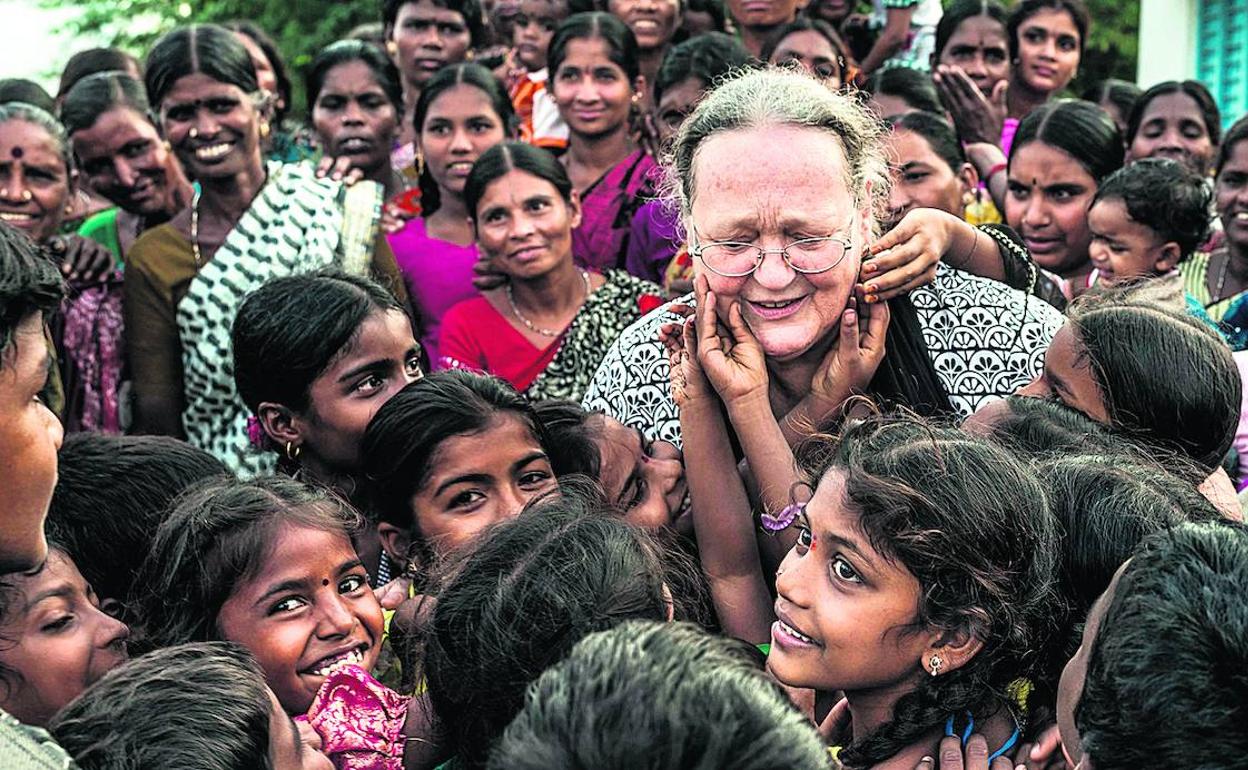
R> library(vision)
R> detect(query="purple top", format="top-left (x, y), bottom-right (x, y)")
top-left (573, 150), bottom-right (660, 272)
top-left (387, 217), bottom-right (479, 365)
top-left (624, 197), bottom-right (683, 284)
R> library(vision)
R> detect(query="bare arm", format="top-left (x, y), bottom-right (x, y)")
top-left (858, 5), bottom-right (915, 76)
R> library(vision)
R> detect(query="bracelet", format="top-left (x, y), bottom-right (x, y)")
top-left (986, 162), bottom-right (1007, 179)
top-left (955, 227), bottom-right (979, 269)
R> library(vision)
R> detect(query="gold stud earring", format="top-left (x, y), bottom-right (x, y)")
top-left (189, 127), bottom-right (199, 139)
top-left (416, 149), bottom-right (425, 177)
top-left (260, 121), bottom-right (271, 139)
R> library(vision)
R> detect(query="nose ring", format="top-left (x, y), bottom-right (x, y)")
top-left (189, 127), bottom-right (199, 139)
top-left (20, 189), bottom-right (31, 202)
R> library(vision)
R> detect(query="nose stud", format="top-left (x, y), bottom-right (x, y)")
top-left (189, 127), bottom-right (199, 139)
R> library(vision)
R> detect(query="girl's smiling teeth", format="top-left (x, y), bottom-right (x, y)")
top-left (304, 644), bottom-right (368, 677)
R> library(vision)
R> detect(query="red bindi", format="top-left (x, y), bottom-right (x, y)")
top-left (10, 146), bottom-right (23, 159)
top-left (322, 578), bottom-right (330, 587)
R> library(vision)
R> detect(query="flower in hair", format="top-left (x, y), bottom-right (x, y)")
top-left (246, 415), bottom-right (267, 450)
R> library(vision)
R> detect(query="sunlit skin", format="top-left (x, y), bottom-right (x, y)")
top-left (608, 0), bottom-right (681, 52)
top-left (935, 14), bottom-right (1010, 95)
top-left (593, 414), bottom-right (688, 531)
top-left (159, 73), bottom-right (266, 186)
top-left (552, 37), bottom-right (639, 141)
top-left (1128, 91), bottom-right (1216, 177)
top-left (0, 550), bottom-right (129, 727)
top-left (1014, 324), bottom-right (1111, 423)
top-left (770, 30), bottom-right (843, 87)
top-left (885, 127), bottom-right (976, 227)
top-left (473, 168), bottom-right (582, 283)
top-left (0, 313), bottom-right (64, 573)
top-left (216, 524), bottom-right (384, 715)
top-left (1086, 197), bottom-right (1178, 284)
top-left (311, 61), bottom-right (401, 187)
top-left (0, 119), bottom-right (71, 243)
top-left (1005, 141), bottom-right (1098, 279)
top-left (1012, 8), bottom-right (1080, 98)
top-left (71, 107), bottom-right (192, 221)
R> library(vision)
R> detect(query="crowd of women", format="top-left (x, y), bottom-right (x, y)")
top-left (2, 0), bottom-right (1248, 767)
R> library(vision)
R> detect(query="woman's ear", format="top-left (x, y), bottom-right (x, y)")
top-left (258, 402), bottom-right (301, 449)
top-left (377, 522), bottom-right (413, 565)
top-left (958, 162), bottom-right (980, 197)
top-left (568, 189), bottom-right (584, 230)
top-left (921, 625), bottom-right (985, 677)
top-left (1154, 241), bottom-right (1182, 274)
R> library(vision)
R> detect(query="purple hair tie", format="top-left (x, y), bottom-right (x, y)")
top-left (246, 415), bottom-right (267, 449)
top-left (760, 503), bottom-right (802, 532)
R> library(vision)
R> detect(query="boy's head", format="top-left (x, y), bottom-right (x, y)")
top-left (489, 620), bottom-right (832, 770)
top-left (0, 222), bottom-right (64, 574)
top-left (513, 0), bottom-right (569, 72)
top-left (1057, 520), bottom-right (1248, 769)
top-left (49, 641), bottom-right (332, 770)
top-left (45, 433), bottom-right (229, 618)
top-left (1087, 157), bottom-right (1212, 284)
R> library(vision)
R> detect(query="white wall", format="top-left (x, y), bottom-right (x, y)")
top-left (1137, 0), bottom-right (1198, 87)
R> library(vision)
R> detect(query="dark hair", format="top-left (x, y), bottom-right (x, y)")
top-left (653, 32), bottom-right (751, 106)
top-left (423, 483), bottom-right (680, 769)
top-left (49, 642), bottom-right (275, 770)
top-left (361, 370), bottom-right (548, 532)
top-left (1010, 99), bottom-right (1123, 184)
top-left (1091, 158), bottom-right (1212, 262)
top-left (549, 13), bottom-right (640, 83)
top-left (464, 142), bottom-right (572, 223)
top-left (760, 17), bottom-right (850, 77)
top-left (145, 25), bottom-right (260, 109)
top-left (307, 39), bottom-right (403, 112)
top-left (1081, 78), bottom-right (1141, 121)
top-left (1065, 291), bottom-right (1241, 472)
top-left (413, 63), bottom-right (517, 214)
top-left (864, 67), bottom-right (943, 115)
top-left (0, 102), bottom-right (71, 171)
top-left (0, 79), bottom-right (55, 113)
top-left (1124, 80), bottom-right (1221, 148)
top-left (233, 270), bottom-right (407, 418)
top-left (222, 21), bottom-right (292, 124)
top-left (383, 0), bottom-right (486, 45)
top-left (489, 620), bottom-right (833, 770)
top-left (0, 542), bottom-right (70, 698)
top-left (887, 110), bottom-right (965, 173)
top-left (934, 0), bottom-right (1009, 61)
top-left (1006, 0), bottom-right (1089, 61)
top-left (795, 415), bottom-right (1057, 769)
top-left (532, 400), bottom-right (603, 478)
top-left (980, 394), bottom-right (1113, 456)
top-left (1077, 521), bottom-right (1248, 769)
top-left (61, 72), bottom-right (154, 136)
top-left (0, 222), bottom-right (62, 363)
top-left (45, 433), bottom-right (228, 614)
top-left (131, 476), bottom-right (360, 653)
top-left (57, 48), bottom-right (142, 100)
top-left (1216, 114), bottom-right (1248, 176)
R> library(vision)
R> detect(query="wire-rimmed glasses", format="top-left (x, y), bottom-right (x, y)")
top-left (689, 230), bottom-right (854, 278)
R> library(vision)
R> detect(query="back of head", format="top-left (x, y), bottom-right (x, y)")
top-left (145, 24), bottom-right (259, 109)
top-left (887, 110), bottom-right (965, 172)
top-left (864, 66), bottom-right (942, 114)
top-left (1124, 79), bottom-right (1221, 148)
top-left (49, 642), bottom-right (272, 770)
top-left (0, 223), bottom-right (62, 363)
top-left (0, 79), bottom-right (55, 113)
top-left (1066, 291), bottom-right (1241, 472)
top-left (1092, 158), bottom-right (1211, 262)
top-left (132, 475), bottom-right (358, 652)
top-left (423, 483), bottom-right (672, 768)
top-left (1077, 520), bottom-right (1248, 769)
top-left (58, 47), bottom-right (142, 100)
top-left (489, 620), bottom-right (832, 770)
top-left (61, 71), bottom-right (154, 136)
top-left (45, 433), bottom-right (228, 610)
top-left (1080, 78), bottom-right (1141, 120)
top-left (654, 32), bottom-right (752, 106)
top-left (1011, 99), bottom-right (1123, 184)
top-left (532, 399), bottom-right (602, 478)
top-left (980, 394), bottom-right (1115, 458)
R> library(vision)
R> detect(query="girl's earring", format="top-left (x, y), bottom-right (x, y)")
top-left (416, 150), bottom-right (425, 177)
top-left (928, 654), bottom-right (943, 677)
top-left (386, 40), bottom-right (399, 56)
top-left (260, 121), bottom-right (271, 139)
top-left (285, 441), bottom-right (302, 462)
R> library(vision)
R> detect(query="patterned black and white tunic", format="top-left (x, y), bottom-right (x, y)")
top-left (582, 264), bottom-right (1065, 447)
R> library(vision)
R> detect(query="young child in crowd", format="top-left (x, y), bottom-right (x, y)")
top-left (489, 620), bottom-right (833, 769)
top-left (49, 642), bottom-right (332, 770)
top-left (508, 0), bottom-right (571, 149)
top-left (131, 476), bottom-right (410, 769)
top-left (0, 545), bottom-right (129, 727)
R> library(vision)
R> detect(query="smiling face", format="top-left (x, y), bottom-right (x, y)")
top-left (71, 107), bottom-right (180, 218)
top-left (551, 37), bottom-right (639, 140)
top-left (513, 0), bottom-right (566, 71)
top-left (1129, 92), bottom-right (1215, 177)
top-left (159, 73), bottom-right (265, 183)
top-left (768, 470), bottom-right (932, 695)
top-left (390, 0), bottom-right (473, 88)
top-left (1005, 141), bottom-right (1097, 277)
top-left (689, 125), bottom-right (865, 362)
top-left (216, 523), bottom-right (383, 715)
top-left (0, 119), bottom-right (70, 243)
top-left (885, 127), bottom-right (971, 225)
top-left (1086, 197), bottom-right (1175, 284)
top-left (937, 14), bottom-right (1010, 95)
top-left (1015, 324), bottom-right (1110, 423)
top-left (770, 30), bottom-right (843, 87)
top-left (607, 0), bottom-right (682, 53)
top-left (474, 168), bottom-right (581, 280)
top-left (312, 61), bottom-right (400, 178)
top-left (592, 414), bottom-right (688, 531)
top-left (0, 313), bottom-right (64, 573)
top-left (0, 550), bottom-right (130, 727)
top-left (419, 84), bottom-right (508, 197)
top-left (408, 415), bottom-right (558, 560)
top-left (1014, 7), bottom-right (1081, 95)
top-left (1217, 140), bottom-right (1248, 251)
top-left (290, 309), bottom-right (423, 477)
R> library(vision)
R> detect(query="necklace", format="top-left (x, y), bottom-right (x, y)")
top-left (507, 270), bottom-right (592, 337)
top-left (190, 188), bottom-right (202, 267)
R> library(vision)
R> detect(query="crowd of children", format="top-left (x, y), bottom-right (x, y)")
top-left (3, 0), bottom-right (1248, 767)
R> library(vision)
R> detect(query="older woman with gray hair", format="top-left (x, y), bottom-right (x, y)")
top-left (583, 67), bottom-right (1063, 447)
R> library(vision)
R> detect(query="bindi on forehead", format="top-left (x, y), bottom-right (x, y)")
top-left (10, 146), bottom-right (22, 159)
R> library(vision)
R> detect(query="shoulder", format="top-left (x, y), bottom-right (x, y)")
top-left (0, 710), bottom-right (76, 770)
top-left (128, 223), bottom-right (191, 274)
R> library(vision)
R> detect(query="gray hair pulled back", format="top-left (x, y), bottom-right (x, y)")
top-left (667, 67), bottom-right (889, 236)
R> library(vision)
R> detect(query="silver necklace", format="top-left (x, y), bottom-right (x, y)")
top-left (190, 188), bottom-right (202, 267)
top-left (506, 270), bottom-right (591, 337)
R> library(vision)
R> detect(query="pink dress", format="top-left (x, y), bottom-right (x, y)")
top-left (387, 217), bottom-right (479, 365)
top-left (302, 664), bottom-right (410, 770)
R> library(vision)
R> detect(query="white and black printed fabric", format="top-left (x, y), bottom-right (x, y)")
top-left (177, 161), bottom-right (383, 476)
top-left (582, 263), bottom-right (1065, 448)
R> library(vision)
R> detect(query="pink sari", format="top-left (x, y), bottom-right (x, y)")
top-left (302, 664), bottom-right (410, 770)
top-left (572, 150), bottom-right (658, 272)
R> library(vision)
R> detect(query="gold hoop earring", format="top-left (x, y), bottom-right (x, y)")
top-left (285, 441), bottom-right (302, 462)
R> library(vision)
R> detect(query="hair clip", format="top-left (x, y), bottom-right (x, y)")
top-left (760, 503), bottom-right (802, 533)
